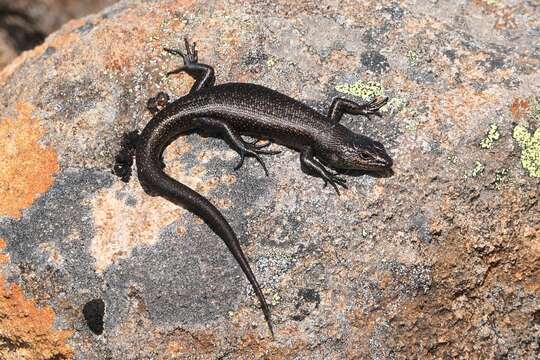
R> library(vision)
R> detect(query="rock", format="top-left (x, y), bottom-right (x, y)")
top-left (0, 0), bottom-right (538, 358)
top-left (0, 0), bottom-right (116, 68)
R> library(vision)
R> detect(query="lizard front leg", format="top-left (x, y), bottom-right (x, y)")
top-left (164, 38), bottom-right (215, 93)
top-left (328, 96), bottom-right (388, 123)
top-left (300, 147), bottom-right (347, 195)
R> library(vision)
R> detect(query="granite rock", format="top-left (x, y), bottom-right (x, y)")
top-left (0, 0), bottom-right (539, 359)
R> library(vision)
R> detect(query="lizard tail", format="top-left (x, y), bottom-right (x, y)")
top-left (136, 156), bottom-right (274, 337)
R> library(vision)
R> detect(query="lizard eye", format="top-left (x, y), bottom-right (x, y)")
top-left (359, 151), bottom-right (371, 160)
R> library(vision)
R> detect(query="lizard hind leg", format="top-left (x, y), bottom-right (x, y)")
top-left (113, 130), bottom-right (140, 182)
top-left (194, 118), bottom-right (279, 176)
top-left (232, 137), bottom-right (281, 177)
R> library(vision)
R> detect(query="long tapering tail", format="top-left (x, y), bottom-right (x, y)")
top-left (137, 159), bottom-right (274, 336)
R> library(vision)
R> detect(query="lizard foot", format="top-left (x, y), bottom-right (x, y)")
top-left (164, 37), bottom-right (199, 73)
top-left (322, 171), bottom-right (348, 195)
top-left (241, 136), bottom-right (280, 154)
top-left (234, 142), bottom-right (282, 176)
top-left (243, 137), bottom-right (274, 149)
top-left (146, 92), bottom-right (170, 115)
top-left (113, 130), bottom-right (140, 182)
top-left (362, 96), bottom-right (388, 119)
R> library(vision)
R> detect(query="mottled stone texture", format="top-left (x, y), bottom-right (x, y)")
top-left (0, 0), bottom-right (539, 359)
top-left (0, 0), bottom-right (117, 68)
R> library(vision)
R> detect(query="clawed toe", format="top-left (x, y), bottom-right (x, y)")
top-left (252, 153), bottom-right (270, 176)
top-left (365, 96), bottom-right (388, 114)
top-left (234, 150), bottom-right (270, 176)
top-left (322, 172), bottom-right (347, 195)
top-left (165, 67), bottom-right (186, 77)
top-left (185, 38), bottom-right (198, 59)
top-left (331, 176), bottom-right (347, 189)
top-left (164, 37), bottom-right (199, 66)
top-left (360, 97), bottom-right (388, 119)
top-left (163, 48), bottom-right (184, 57)
top-left (324, 178), bottom-right (341, 195)
top-left (234, 153), bottom-right (245, 171)
top-left (147, 92), bottom-right (170, 115)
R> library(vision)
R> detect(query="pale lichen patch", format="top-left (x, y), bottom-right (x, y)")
top-left (38, 242), bottom-right (65, 266)
top-left (480, 123), bottom-right (500, 149)
top-left (467, 161), bottom-right (485, 178)
top-left (529, 97), bottom-right (540, 123)
top-left (90, 139), bottom-right (235, 272)
top-left (335, 80), bottom-right (385, 100)
top-left (513, 125), bottom-right (540, 178)
top-left (90, 180), bottom-right (181, 273)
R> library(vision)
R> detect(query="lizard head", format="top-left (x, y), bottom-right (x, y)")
top-left (319, 132), bottom-right (393, 172)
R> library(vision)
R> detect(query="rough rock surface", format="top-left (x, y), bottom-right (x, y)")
top-left (0, 0), bottom-right (539, 359)
top-left (0, 0), bottom-right (117, 68)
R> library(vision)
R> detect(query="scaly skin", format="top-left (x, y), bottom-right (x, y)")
top-left (114, 38), bottom-right (393, 337)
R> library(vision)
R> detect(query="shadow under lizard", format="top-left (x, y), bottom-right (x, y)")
top-left (113, 38), bottom-right (393, 337)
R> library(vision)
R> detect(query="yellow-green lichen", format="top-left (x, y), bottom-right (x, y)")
top-left (485, 0), bottom-right (497, 5)
top-left (404, 121), bottom-right (417, 132)
top-left (480, 123), bottom-right (501, 149)
top-left (468, 161), bottom-right (485, 178)
top-left (406, 50), bottom-right (419, 65)
top-left (448, 154), bottom-right (458, 165)
top-left (513, 125), bottom-right (540, 178)
top-left (266, 58), bottom-right (276, 67)
top-left (380, 96), bottom-right (407, 113)
top-left (529, 97), bottom-right (540, 123)
top-left (335, 80), bottom-right (385, 100)
top-left (493, 168), bottom-right (510, 189)
top-left (270, 291), bottom-right (282, 306)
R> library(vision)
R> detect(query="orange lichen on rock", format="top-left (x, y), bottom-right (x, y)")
top-left (510, 98), bottom-right (530, 119)
top-left (0, 277), bottom-right (73, 360)
top-left (0, 102), bottom-right (59, 219)
top-left (0, 238), bottom-right (9, 263)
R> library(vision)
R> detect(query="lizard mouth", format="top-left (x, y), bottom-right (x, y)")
top-left (360, 153), bottom-right (393, 171)
top-left (377, 154), bottom-right (393, 168)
